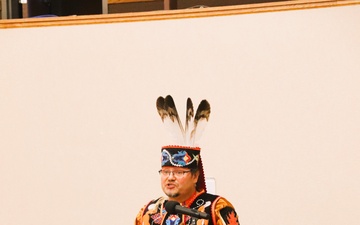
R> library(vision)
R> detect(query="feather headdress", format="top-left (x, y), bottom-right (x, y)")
top-left (156, 95), bottom-right (211, 146)
top-left (156, 95), bottom-right (211, 192)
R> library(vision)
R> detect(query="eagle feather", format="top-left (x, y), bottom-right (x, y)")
top-left (156, 95), bottom-right (210, 146)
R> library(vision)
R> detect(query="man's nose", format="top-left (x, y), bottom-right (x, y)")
top-left (167, 172), bottom-right (176, 179)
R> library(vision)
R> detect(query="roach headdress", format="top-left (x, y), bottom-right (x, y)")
top-left (156, 95), bottom-right (211, 192)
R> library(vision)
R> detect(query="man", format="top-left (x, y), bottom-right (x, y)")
top-left (135, 95), bottom-right (240, 225)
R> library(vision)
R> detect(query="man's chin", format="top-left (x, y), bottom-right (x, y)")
top-left (166, 192), bottom-right (180, 198)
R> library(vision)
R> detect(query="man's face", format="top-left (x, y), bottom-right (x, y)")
top-left (160, 166), bottom-right (199, 201)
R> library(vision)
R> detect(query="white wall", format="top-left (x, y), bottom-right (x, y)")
top-left (1, 4), bottom-right (360, 225)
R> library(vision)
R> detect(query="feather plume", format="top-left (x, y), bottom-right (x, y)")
top-left (190, 100), bottom-right (211, 146)
top-left (184, 98), bottom-right (195, 145)
top-left (156, 95), bottom-right (211, 146)
top-left (156, 95), bottom-right (185, 145)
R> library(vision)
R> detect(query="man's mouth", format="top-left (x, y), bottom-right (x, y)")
top-left (166, 183), bottom-right (176, 189)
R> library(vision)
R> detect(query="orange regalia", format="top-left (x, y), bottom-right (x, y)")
top-left (135, 191), bottom-right (240, 225)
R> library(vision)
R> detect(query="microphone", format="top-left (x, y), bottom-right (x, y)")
top-left (165, 200), bottom-right (210, 220)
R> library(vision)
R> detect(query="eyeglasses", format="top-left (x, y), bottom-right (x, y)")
top-left (158, 169), bottom-right (192, 178)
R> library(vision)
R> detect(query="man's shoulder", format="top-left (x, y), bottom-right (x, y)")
top-left (148, 196), bottom-right (165, 204)
top-left (198, 192), bottom-right (220, 201)
top-left (141, 196), bottom-right (166, 215)
top-left (197, 192), bottom-right (235, 208)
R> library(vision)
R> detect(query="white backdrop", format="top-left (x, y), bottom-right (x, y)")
top-left (1, 4), bottom-right (360, 225)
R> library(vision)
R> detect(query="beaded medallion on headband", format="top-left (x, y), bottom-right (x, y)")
top-left (156, 95), bottom-right (210, 192)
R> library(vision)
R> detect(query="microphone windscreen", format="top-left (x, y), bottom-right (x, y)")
top-left (165, 201), bottom-right (180, 214)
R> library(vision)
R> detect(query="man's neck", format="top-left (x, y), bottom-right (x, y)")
top-left (169, 189), bottom-right (205, 207)
top-left (169, 190), bottom-right (197, 204)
